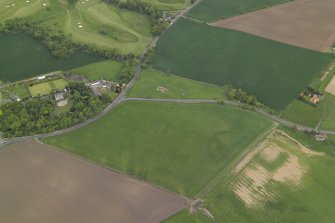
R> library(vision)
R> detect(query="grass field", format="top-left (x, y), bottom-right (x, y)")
top-left (1, 0), bottom-right (153, 54)
top-left (36, 0), bottom-right (153, 54)
top-left (44, 101), bottom-right (273, 197)
top-left (143, 0), bottom-right (189, 10)
top-left (70, 60), bottom-right (124, 81)
top-left (199, 130), bottom-right (335, 223)
top-left (153, 18), bottom-right (332, 110)
top-left (281, 100), bottom-right (324, 128)
top-left (0, 33), bottom-right (102, 83)
top-left (186, 0), bottom-right (290, 22)
top-left (163, 210), bottom-right (211, 223)
top-left (281, 63), bottom-right (335, 129)
top-left (3, 84), bottom-right (30, 99)
top-left (0, 0), bottom-right (45, 22)
top-left (51, 79), bottom-right (68, 90)
top-left (28, 82), bottom-right (53, 97)
top-left (278, 126), bottom-right (335, 156)
top-left (127, 68), bottom-right (226, 99)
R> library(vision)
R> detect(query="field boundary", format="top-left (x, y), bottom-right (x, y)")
top-left (35, 138), bottom-right (193, 205)
top-left (195, 123), bottom-right (278, 199)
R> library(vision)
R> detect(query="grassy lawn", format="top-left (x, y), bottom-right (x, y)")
top-left (54, 100), bottom-right (73, 115)
top-left (153, 18), bottom-right (332, 111)
top-left (51, 79), bottom-right (68, 90)
top-left (28, 82), bottom-right (53, 97)
top-left (70, 60), bottom-right (124, 81)
top-left (186, 0), bottom-right (290, 22)
top-left (43, 101), bottom-right (273, 197)
top-left (201, 131), bottom-right (335, 223)
top-left (127, 68), bottom-right (226, 99)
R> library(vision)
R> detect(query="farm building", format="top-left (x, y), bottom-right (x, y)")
top-left (54, 92), bottom-right (65, 101)
top-left (310, 95), bottom-right (320, 105)
top-left (315, 134), bottom-right (327, 141)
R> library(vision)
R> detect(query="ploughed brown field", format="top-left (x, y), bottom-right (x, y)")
top-left (0, 140), bottom-right (187, 223)
top-left (211, 0), bottom-right (335, 52)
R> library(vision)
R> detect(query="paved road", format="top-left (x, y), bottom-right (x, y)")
top-left (148, 0), bottom-right (202, 49)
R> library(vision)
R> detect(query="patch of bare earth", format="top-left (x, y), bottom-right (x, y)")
top-left (273, 155), bottom-right (306, 185)
top-left (156, 86), bottom-right (169, 93)
top-left (261, 145), bottom-right (281, 162)
top-left (326, 75), bottom-right (335, 96)
top-left (0, 140), bottom-right (187, 223)
top-left (234, 141), bottom-right (307, 207)
top-left (211, 0), bottom-right (335, 52)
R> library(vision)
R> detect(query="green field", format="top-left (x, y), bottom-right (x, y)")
top-left (281, 100), bottom-right (324, 128)
top-left (186, 0), bottom-right (290, 22)
top-left (0, 33), bottom-right (102, 83)
top-left (0, 0), bottom-right (45, 22)
top-left (163, 210), bottom-right (212, 223)
top-left (3, 84), bottom-right (29, 99)
top-left (278, 126), bottom-right (335, 156)
top-left (281, 63), bottom-right (335, 129)
top-left (51, 78), bottom-right (68, 90)
top-left (44, 101), bottom-right (273, 197)
top-left (70, 60), bottom-right (124, 81)
top-left (36, 0), bottom-right (153, 54)
top-left (1, 0), bottom-right (153, 54)
top-left (144, 0), bottom-right (189, 10)
top-left (153, 18), bottom-right (332, 110)
top-left (200, 131), bottom-right (335, 223)
top-left (127, 68), bottom-right (226, 99)
top-left (28, 82), bottom-right (53, 97)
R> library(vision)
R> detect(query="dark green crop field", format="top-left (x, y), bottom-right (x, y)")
top-left (44, 101), bottom-right (273, 197)
top-left (0, 33), bottom-right (102, 83)
top-left (186, 0), bottom-right (290, 22)
top-left (153, 19), bottom-right (332, 110)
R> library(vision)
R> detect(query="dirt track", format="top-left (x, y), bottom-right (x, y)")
top-left (0, 140), bottom-right (187, 223)
top-left (211, 0), bottom-right (335, 52)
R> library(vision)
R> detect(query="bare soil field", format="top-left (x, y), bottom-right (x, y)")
top-left (0, 140), bottom-right (187, 223)
top-left (211, 0), bottom-right (335, 52)
top-left (326, 75), bottom-right (335, 96)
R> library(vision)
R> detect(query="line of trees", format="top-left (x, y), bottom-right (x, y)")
top-left (0, 18), bottom-right (136, 60)
top-left (0, 82), bottom-right (110, 138)
top-left (225, 84), bottom-right (259, 106)
top-left (102, 0), bottom-right (168, 36)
